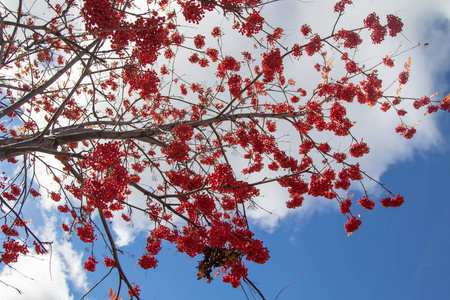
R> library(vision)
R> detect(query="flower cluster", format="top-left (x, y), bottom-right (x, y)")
top-left (364, 13), bottom-right (387, 44)
top-left (84, 256), bottom-right (98, 272)
top-left (386, 15), bottom-right (403, 37)
top-left (138, 254), bottom-right (158, 269)
top-left (1, 240), bottom-right (29, 264)
top-left (1, 224), bottom-right (19, 236)
top-left (334, 0), bottom-right (353, 13)
top-left (239, 10), bottom-right (264, 37)
top-left (334, 30), bottom-right (362, 49)
top-left (305, 34), bottom-right (323, 56)
top-left (340, 199), bottom-right (352, 214)
top-left (261, 48), bottom-right (284, 83)
top-left (358, 196), bottom-right (375, 210)
top-left (381, 194), bottom-right (405, 207)
top-left (349, 141), bottom-right (370, 158)
top-left (345, 216), bottom-right (362, 232)
top-left (77, 224), bottom-right (96, 243)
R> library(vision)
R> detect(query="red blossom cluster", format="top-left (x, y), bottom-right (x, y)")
top-left (84, 256), bottom-right (98, 272)
top-left (81, 0), bottom-right (123, 38)
top-left (239, 10), bottom-right (264, 37)
top-left (364, 13), bottom-right (387, 44)
top-left (381, 194), bottom-right (405, 207)
top-left (1, 240), bottom-right (29, 264)
top-left (261, 48), bottom-right (284, 83)
top-left (334, 30), bottom-right (362, 49)
top-left (334, 0), bottom-right (353, 13)
top-left (1, 224), bottom-right (19, 236)
top-left (340, 199), bottom-right (352, 214)
top-left (305, 34), bottom-right (323, 56)
top-left (77, 224), bottom-right (96, 243)
top-left (383, 55), bottom-right (394, 67)
top-left (349, 141), bottom-right (370, 158)
top-left (386, 15), bottom-right (404, 37)
top-left (345, 216), bottom-right (362, 232)
top-left (138, 253), bottom-right (158, 269)
top-left (104, 257), bottom-right (115, 267)
top-left (358, 196), bottom-right (375, 210)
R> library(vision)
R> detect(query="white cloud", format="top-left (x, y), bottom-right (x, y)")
top-left (111, 185), bottom-right (154, 247)
top-left (248, 181), bottom-right (337, 232)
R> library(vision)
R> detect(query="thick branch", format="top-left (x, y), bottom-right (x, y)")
top-left (0, 111), bottom-right (303, 160)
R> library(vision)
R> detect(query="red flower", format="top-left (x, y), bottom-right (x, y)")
top-left (50, 191), bottom-right (61, 202)
top-left (193, 34), bottom-right (205, 49)
top-left (62, 223), bottom-right (70, 231)
top-left (403, 127), bottom-right (416, 139)
top-left (398, 71), bottom-right (409, 84)
top-left (57, 205), bottom-right (70, 213)
top-left (397, 109), bottom-right (407, 116)
top-left (104, 257), bottom-right (115, 267)
top-left (301, 24), bottom-right (312, 36)
top-left (334, 30), bottom-right (362, 49)
top-left (386, 15), bottom-right (403, 37)
top-left (345, 60), bottom-right (359, 73)
top-left (340, 199), bottom-right (352, 214)
top-left (317, 143), bottom-right (331, 153)
top-left (121, 213), bottom-right (131, 222)
top-left (333, 152), bottom-right (347, 163)
top-left (211, 26), bottom-right (222, 37)
top-left (381, 194), bottom-right (404, 207)
top-left (382, 55), bottom-right (394, 67)
top-left (173, 124), bottom-right (194, 141)
top-left (239, 10), bottom-right (264, 37)
top-left (138, 254), bottom-right (158, 269)
top-left (84, 256), bottom-right (97, 272)
top-left (1, 240), bottom-right (29, 264)
top-left (30, 188), bottom-right (41, 197)
top-left (261, 48), bottom-right (283, 83)
top-left (349, 141), bottom-right (370, 158)
top-left (128, 284), bottom-right (141, 297)
top-left (166, 140), bottom-right (190, 162)
top-left (10, 184), bottom-right (21, 197)
top-left (345, 216), bottom-right (362, 232)
top-left (1, 225), bottom-right (19, 236)
top-left (358, 196), bottom-right (375, 210)
top-left (305, 34), bottom-right (322, 56)
top-left (286, 195), bottom-right (304, 208)
top-left (364, 13), bottom-right (387, 44)
top-left (206, 48), bottom-right (219, 62)
top-left (334, 0), bottom-right (352, 13)
top-left (228, 74), bottom-right (242, 99)
top-left (216, 56), bottom-right (240, 78)
top-left (76, 224), bottom-right (96, 243)
top-left (179, 0), bottom-right (205, 24)
top-left (33, 241), bottom-right (46, 255)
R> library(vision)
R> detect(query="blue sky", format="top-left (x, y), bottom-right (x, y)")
top-left (1, 0), bottom-right (450, 299)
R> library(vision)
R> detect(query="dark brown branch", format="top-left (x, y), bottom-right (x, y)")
top-left (97, 209), bottom-right (141, 300)
top-left (242, 276), bottom-right (266, 300)
top-left (0, 111), bottom-right (304, 160)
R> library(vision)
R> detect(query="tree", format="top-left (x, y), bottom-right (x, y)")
top-left (0, 0), bottom-right (448, 298)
